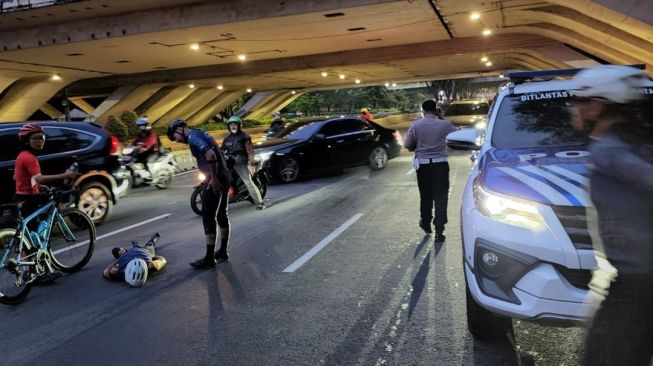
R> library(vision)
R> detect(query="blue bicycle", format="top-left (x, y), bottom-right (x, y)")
top-left (0, 188), bottom-right (96, 305)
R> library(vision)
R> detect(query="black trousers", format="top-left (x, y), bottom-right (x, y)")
top-left (201, 185), bottom-right (229, 235)
top-left (416, 162), bottom-right (450, 234)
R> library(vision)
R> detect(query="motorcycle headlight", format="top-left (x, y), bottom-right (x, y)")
top-left (198, 173), bottom-right (206, 182)
top-left (473, 182), bottom-right (544, 230)
top-left (255, 151), bottom-right (274, 163)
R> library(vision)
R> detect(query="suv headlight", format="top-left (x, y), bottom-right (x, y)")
top-left (473, 181), bottom-right (544, 229)
top-left (254, 151), bottom-right (274, 163)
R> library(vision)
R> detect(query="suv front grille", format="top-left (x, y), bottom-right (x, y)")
top-left (555, 265), bottom-right (592, 290)
top-left (551, 205), bottom-right (593, 250)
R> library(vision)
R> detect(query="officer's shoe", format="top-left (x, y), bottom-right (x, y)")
top-left (435, 233), bottom-right (446, 243)
top-left (214, 251), bottom-right (229, 263)
top-left (190, 257), bottom-right (216, 269)
top-left (419, 219), bottom-right (432, 234)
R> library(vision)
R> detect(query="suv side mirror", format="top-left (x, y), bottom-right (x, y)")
top-left (447, 129), bottom-right (481, 151)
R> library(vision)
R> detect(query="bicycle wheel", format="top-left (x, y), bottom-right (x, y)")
top-left (48, 208), bottom-right (96, 273)
top-left (0, 229), bottom-right (33, 305)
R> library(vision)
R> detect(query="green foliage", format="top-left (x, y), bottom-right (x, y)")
top-left (105, 116), bottom-right (128, 143)
top-left (285, 86), bottom-right (424, 116)
top-left (120, 110), bottom-right (139, 138)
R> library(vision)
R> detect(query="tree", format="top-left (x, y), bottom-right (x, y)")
top-left (105, 116), bottom-right (128, 143)
top-left (120, 110), bottom-right (138, 139)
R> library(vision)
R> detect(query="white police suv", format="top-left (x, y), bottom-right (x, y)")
top-left (447, 67), bottom-right (653, 340)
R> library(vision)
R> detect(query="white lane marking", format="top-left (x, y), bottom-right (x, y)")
top-left (405, 168), bottom-right (415, 175)
top-left (175, 169), bottom-right (198, 177)
top-left (497, 167), bottom-right (570, 205)
top-left (282, 213), bottom-right (364, 273)
top-left (52, 214), bottom-right (172, 255)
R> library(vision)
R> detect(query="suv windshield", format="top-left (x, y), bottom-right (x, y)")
top-left (492, 93), bottom-right (588, 148)
top-left (446, 103), bottom-right (489, 116)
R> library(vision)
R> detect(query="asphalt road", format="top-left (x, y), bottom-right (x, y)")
top-left (0, 148), bottom-right (585, 366)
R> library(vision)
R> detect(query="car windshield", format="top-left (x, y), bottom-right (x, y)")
top-left (446, 103), bottom-right (489, 116)
top-left (284, 121), bottom-right (323, 140)
top-left (492, 92), bottom-right (588, 148)
top-left (275, 122), bottom-right (309, 138)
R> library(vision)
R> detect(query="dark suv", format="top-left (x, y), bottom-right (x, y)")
top-left (0, 121), bottom-right (130, 224)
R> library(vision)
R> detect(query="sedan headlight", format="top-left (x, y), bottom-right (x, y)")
top-left (254, 151), bottom-right (274, 163)
top-left (473, 182), bottom-right (544, 229)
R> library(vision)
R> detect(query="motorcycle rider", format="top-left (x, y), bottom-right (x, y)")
top-left (360, 107), bottom-right (374, 122)
top-left (222, 115), bottom-right (266, 210)
top-left (568, 65), bottom-right (653, 365)
top-left (167, 119), bottom-right (231, 268)
top-left (131, 117), bottom-right (159, 178)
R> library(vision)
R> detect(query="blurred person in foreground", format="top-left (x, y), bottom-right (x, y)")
top-left (569, 65), bottom-right (653, 366)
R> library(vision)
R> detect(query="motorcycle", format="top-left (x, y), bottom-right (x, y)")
top-left (190, 157), bottom-right (269, 215)
top-left (120, 146), bottom-right (176, 190)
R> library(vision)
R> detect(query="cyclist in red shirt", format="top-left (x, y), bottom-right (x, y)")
top-left (14, 123), bottom-right (77, 217)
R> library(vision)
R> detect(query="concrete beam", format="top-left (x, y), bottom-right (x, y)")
top-left (237, 92), bottom-right (277, 119)
top-left (39, 103), bottom-right (63, 119)
top-left (507, 7), bottom-right (653, 66)
top-left (138, 85), bottom-right (196, 124)
top-left (259, 92), bottom-right (303, 118)
top-left (154, 88), bottom-right (221, 126)
top-left (187, 90), bottom-right (243, 126)
top-left (67, 34), bottom-right (559, 94)
top-left (547, 0), bottom-right (653, 43)
top-left (69, 97), bottom-right (96, 116)
top-left (500, 25), bottom-right (645, 69)
top-left (0, 0), bottom-right (399, 52)
top-left (95, 84), bottom-right (164, 122)
top-left (92, 86), bottom-right (137, 123)
top-left (251, 91), bottom-right (292, 119)
top-left (0, 76), bottom-right (73, 122)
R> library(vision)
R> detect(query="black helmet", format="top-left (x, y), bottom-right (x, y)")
top-left (167, 119), bottom-right (187, 141)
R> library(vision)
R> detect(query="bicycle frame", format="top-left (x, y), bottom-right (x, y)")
top-left (0, 201), bottom-right (75, 270)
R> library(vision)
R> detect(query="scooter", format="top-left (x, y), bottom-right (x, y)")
top-left (120, 146), bottom-right (176, 190)
top-left (190, 157), bottom-right (269, 215)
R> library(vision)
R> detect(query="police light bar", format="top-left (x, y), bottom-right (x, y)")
top-left (505, 64), bottom-right (646, 81)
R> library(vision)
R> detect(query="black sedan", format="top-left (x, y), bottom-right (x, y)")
top-left (254, 117), bottom-right (402, 183)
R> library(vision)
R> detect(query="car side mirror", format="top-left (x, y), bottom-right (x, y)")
top-left (314, 134), bottom-right (326, 141)
top-left (446, 129), bottom-right (481, 151)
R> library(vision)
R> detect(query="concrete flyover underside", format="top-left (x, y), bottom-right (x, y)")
top-left (0, 0), bottom-right (649, 123)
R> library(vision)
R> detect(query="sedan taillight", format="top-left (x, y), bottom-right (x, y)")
top-left (109, 135), bottom-right (121, 155)
top-left (392, 131), bottom-right (403, 146)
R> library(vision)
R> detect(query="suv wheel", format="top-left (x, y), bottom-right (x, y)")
top-left (465, 279), bottom-right (512, 341)
top-left (78, 182), bottom-right (113, 225)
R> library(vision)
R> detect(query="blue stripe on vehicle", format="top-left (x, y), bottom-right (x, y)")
top-left (496, 167), bottom-right (569, 205)
top-left (514, 167), bottom-right (582, 206)
top-left (519, 165), bottom-right (590, 206)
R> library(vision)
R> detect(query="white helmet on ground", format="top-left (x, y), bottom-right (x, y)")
top-left (571, 65), bottom-right (647, 104)
top-left (125, 258), bottom-right (148, 287)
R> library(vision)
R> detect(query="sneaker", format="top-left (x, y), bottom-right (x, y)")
top-left (214, 251), bottom-right (229, 263)
top-left (190, 257), bottom-right (216, 269)
top-left (435, 233), bottom-right (446, 243)
top-left (419, 219), bottom-right (432, 234)
top-left (256, 203), bottom-right (267, 210)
